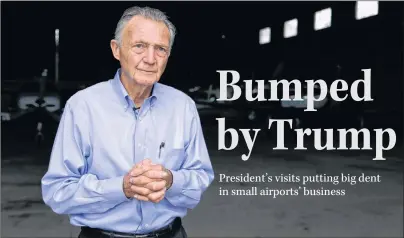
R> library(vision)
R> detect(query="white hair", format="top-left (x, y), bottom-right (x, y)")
top-left (114, 6), bottom-right (176, 50)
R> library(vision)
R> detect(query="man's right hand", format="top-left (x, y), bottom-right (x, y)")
top-left (123, 159), bottom-right (167, 201)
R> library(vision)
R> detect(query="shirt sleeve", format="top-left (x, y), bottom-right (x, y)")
top-left (41, 100), bottom-right (130, 215)
top-left (165, 100), bottom-right (214, 209)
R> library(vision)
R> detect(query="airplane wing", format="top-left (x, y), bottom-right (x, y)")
top-left (1, 108), bottom-right (36, 122)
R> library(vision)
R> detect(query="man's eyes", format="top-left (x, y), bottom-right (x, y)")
top-left (134, 43), bottom-right (146, 48)
top-left (157, 47), bottom-right (167, 52)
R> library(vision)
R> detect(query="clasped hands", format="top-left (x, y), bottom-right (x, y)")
top-left (123, 159), bottom-right (173, 203)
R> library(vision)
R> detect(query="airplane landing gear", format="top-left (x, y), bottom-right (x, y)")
top-left (35, 122), bottom-right (44, 146)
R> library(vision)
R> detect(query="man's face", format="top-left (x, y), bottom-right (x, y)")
top-left (112, 16), bottom-right (171, 86)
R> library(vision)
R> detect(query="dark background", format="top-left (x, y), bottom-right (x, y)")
top-left (2, 1), bottom-right (403, 128)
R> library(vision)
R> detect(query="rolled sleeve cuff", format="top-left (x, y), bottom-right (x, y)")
top-left (101, 175), bottom-right (131, 202)
top-left (166, 170), bottom-right (185, 197)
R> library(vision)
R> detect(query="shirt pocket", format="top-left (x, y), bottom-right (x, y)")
top-left (161, 144), bottom-right (185, 171)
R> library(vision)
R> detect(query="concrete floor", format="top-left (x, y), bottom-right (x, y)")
top-left (1, 108), bottom-right (403, 237)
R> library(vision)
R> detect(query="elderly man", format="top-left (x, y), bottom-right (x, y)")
top-left (41, 6), bottom-right (214, 238)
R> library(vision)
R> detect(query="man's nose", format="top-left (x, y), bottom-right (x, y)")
top-left (143, 47), bottom-right (156, 64)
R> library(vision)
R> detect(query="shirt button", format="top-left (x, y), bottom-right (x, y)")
top-left (145, 224), bottom-right (149, 228)
top-left (138, 143), bottom-right (142, 147)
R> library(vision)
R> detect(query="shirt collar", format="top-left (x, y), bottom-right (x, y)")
top-left (111, 68), bottom-right (160, 111)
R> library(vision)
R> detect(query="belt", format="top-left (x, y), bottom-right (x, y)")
top-left (81, 217), bottom-right (181, 238)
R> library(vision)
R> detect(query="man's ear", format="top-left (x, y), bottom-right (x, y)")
top-left (110, 40), bottom-right (120, 61)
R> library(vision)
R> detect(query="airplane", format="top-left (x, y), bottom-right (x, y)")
top-left (2, 70), bottom-right (59, 115)
top-left (1, 69), bottom-right (92, 146)
top-left (2, 69), bottom-right (61, 145)
top-left (1, 27), bottom-right (96, 147)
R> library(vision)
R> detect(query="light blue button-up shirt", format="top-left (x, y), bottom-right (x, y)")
top-left (41, 69), bottom-right (214, 234)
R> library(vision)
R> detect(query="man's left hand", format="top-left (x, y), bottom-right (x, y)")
top-left (140, 160), bottom-right (173, 203)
